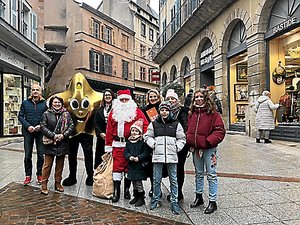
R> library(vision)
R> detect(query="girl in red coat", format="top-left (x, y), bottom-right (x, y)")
top-left (186, 89), bottom-right (225, 214)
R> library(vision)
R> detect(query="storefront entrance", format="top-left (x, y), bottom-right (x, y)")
top-left (265, 0), bottom-right (300, 141)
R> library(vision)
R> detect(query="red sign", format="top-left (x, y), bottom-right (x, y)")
top-left (151, 71), bottom-right (160, 82)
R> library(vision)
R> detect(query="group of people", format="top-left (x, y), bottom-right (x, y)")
top-left (18, 82), bottom-right (226, 215)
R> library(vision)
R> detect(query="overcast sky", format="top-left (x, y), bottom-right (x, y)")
top-left (80, 0), bottom-right (159, 14)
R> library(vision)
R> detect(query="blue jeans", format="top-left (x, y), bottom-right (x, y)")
top-left (193, 147), bottom-right (218, 201)
top-left (23, 130), bottom-right (45, 176)
top-left (152, 163), bottom-right (178, 203)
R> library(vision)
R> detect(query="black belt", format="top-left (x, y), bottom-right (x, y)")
top-left (114, 137), bottom-right (127, 142)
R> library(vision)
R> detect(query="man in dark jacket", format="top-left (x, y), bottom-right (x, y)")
top-left (18, 83), bottom-right (47, 185)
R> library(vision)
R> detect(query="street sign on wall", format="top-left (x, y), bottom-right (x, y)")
top-left (151, 70), bottom-right (160, 81)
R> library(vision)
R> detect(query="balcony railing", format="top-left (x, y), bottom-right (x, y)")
top-left (152, 0), bottom-right (204, 59)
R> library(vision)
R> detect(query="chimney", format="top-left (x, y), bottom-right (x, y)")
top-left (102, 0), bottom-right (111, 15)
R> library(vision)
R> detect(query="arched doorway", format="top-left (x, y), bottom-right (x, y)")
top-left (265, 0), bottom-right (300, 141)
top-left (181, 57), bottom-right (191, 95)
top-left (199, 38), bottom-right (214, 88)
top-left (170, 65), bottom-right (177, 82)
top-left (227, 20), bottom-right (248, 132)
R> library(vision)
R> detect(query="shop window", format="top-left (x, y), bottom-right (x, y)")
top-left (3, 74), bottom-right (22, 135)
top-left (229, 52), bottom-right (248, 125)
top-left (268, 27), bottom-right (300, 124)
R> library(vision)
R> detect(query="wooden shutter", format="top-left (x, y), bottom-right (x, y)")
top-left (112, 30), bottom-right (115, 45)
top-left (89, 50), bottom-right (94, 71)
top-left (89, 18), bottom-right (93, 35)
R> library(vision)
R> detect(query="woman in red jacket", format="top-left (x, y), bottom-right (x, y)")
top-left (186, 89), bottom-right (225, 214)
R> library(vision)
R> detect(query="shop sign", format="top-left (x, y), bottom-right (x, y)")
top-left (0, 45), bottom-right (25, 70)
top-left (200, 46), bottom-right (213, 66)
top-left (151, 70), bottom-right (160, 81)
top-left (272, 17), bottom-right (297, 34)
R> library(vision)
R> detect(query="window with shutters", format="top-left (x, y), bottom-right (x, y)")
top-left (90, 19), bottom-right (100, 39)
top-left (0, 1), bottom-right (5, 19)
top-left (104, 54), bottom-right (112, 75)
top-left (92, 51), bottom-right (101, 72)
top-left (140, 67), bottom-right (146, 81)
top-left (11, 0), bottom-right (17, 29)
top-left (140, 44), bottom-right (146, 58)
top-left (122, 60), bottom-right (129, 80)
top-left (149, 28), bottom-right (154, 41)
top-left (31, 12), bottom-right (37, 44)
top-left (22, 2), bottom-right (31, 38)
top-left (141, 22), bottom-right (146, 37)
top-left (121, 34), bottom-right (129, 52)
top-left (104, 26), bottom-right (113, 44)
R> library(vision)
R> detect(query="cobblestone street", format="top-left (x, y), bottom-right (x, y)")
top-left (0, 134), bottom-right (300, 224)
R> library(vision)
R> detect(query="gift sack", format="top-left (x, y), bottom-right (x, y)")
top-left (92, 152), bottom-right (113, 199)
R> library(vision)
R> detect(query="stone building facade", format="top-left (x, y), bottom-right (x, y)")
top-left (153, 0), bottom-right (300, 141)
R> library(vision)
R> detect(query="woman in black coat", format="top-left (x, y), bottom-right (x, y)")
top-left (93, 89), bottom-right (114, 168)
top-left (40, 96), bottom-right (74, 195)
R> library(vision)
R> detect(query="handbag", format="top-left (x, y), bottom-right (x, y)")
top-left (92, 152), bottom-right (113, 199)
top-left (42, 114), bottom-right (62, 145)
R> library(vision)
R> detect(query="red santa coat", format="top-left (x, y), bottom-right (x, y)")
top-left (105, 108), bottom-right (148, 172)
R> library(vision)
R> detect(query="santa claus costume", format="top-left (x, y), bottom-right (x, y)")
top-left (105, 89), bottom-right (148, 202)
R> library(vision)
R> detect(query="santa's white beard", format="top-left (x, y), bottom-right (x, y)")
top-left (112, 99), bottom-right (137, 122)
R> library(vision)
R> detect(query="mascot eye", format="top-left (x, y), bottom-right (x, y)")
top-left (81, 98), bottom-right (90, 109)
top-left (70, 99), bottom-right (79, 110)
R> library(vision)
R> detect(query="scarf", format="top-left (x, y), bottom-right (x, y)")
top-left (170, 102), bottom-right (181, 119)
top-left (49, 107), bottom-right (71, 133)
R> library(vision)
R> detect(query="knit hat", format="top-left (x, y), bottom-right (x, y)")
top-left (159, 101), bottom-right (171, 111)
top-left (117, 89), bottom-right (132, 100)
top-left (130, 119), bottom-right (144, 134)
top-left (165, 89), bottom-right (178, 100)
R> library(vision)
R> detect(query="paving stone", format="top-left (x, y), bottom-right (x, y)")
top-left (0, 183), bottom-right (189, 225)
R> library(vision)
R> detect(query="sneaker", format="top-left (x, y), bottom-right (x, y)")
top-left (150, 200), bottom-right (161, 210)
top-left (37, 176), bottom-right (42, 185)
top-left (171, 202), bottom-right (181, 215)
top-left (23, 176), bottom-right (32, 185)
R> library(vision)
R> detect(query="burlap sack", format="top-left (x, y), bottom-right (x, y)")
top-left (92, 153), bottom-right (113, 199)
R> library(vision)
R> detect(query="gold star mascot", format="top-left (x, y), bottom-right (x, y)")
top-left (55, 73), bottom-right (103, 186)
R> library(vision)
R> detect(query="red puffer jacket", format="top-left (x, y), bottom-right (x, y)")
top-left (186, 108), bottom-right (225, 150)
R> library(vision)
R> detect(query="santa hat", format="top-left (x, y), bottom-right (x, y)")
top-left (130, 119), bottom-right (144, 134)
top-left (165, 89), bottom-right (178, 100)
top-left (117, 89), bottom-right (132, 100)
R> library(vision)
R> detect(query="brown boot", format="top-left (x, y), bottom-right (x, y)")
top-left (55, 182), bottom-right (64, 192)
top-left (41, 181), bottom-right (48, 195)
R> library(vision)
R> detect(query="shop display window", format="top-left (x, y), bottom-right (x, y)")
top-left (3, 74), bottom-right (22, 135)
top-left (269, 27), bottom-right (300, 125)
top-left (229, 52), bottom-right (248, 124)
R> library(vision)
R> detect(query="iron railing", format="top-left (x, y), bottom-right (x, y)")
top-left (152, 0), bottom-right (204, 59)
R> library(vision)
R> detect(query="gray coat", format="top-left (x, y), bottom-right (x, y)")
top-left (144, 118), bottom-right (186, 163)
top-left (255, 96), bottom-right (279, 130)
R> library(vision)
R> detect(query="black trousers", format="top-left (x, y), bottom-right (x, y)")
top-left (94, 136), bottom-right (105, 169)
top-left (177, 144), bottom-right (189, 193)
top-left (67, 133), bottom-right (94, 179)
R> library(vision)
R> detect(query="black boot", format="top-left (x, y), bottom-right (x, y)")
top-left (190, 193), bottom-right (204, 208)
top-left (124, 178), bottom-right (131, 199)
top-left (264, 139), bottom-right (272, 143)
top-left (134, 191), bottom-right (145, 207)
top-left (62, 176), bottom-right (77, 186)
top-left (204, 201), bottom-right (217, 214)
top-left (256, 138), bottom-right (260, 143)
top-left (85, 176), bottom-right (93, 186)
top-left (129, 190), bottom-right (139, 205)
top-left (112, 181), bottom-right (121, 203)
